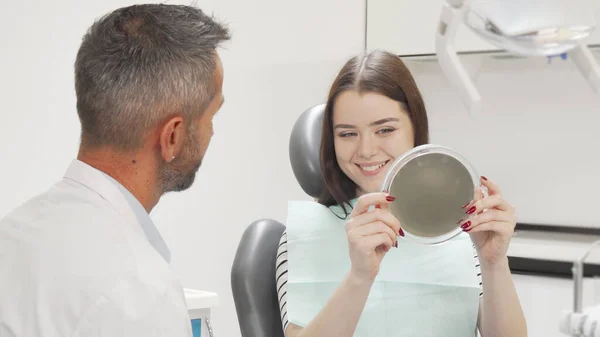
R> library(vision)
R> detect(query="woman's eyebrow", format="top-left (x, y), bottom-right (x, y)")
top-left (333, 117), bottom-right (400, 130)
top-left (370, 117), bottom-right (399, 126)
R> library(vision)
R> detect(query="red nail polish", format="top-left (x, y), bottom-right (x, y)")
top-left (466, 206), bottom-right (476, 214)
top-left (375, 204), bottom-right (381, 209)
top-left (481, 176), bottom-right (488, 181)
top-left (460, 221), bottom-right (471, 229)
top-left (398, 228), bottom-right (404, 237)
top-left (464, 227), bottom-right (472, 232)
top-left (386, 195), bottom-right (396, 202)
top-left (394, 241), bottom-right (398, 248)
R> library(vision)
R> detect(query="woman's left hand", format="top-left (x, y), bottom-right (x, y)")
top-left (460, 176), bottom-right (517, 267)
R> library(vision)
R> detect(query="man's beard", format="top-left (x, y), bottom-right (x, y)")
top-left (159, 128), bottom-right (203, 194)
top-left (159, 158), bottom-right (201, 193)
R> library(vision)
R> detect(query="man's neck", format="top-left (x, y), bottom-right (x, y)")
top-left (77, 147), bottom-right (161, 213)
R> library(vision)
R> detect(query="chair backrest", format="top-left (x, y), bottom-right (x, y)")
top-left (288, 103), bottom-right (326, 198)
top-left (231, 219), bottom-right (286, 337)
top-left (230, 103), bottom-right (326, 337)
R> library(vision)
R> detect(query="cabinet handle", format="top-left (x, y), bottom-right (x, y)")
top-left (205, 317), bottom-right (214, 337)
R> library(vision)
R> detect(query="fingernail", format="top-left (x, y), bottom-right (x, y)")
top-left (375, 204), bottom-right (381, 209)
top-left (386, 195), bottom-right (396, 202)
top-left (394, 241), bottom-right (398, 248)
top-left (481, 176), bottom-right (488, 181)
top-left (398, 227), bottom-right (405, 237)
top-left (460, 221), bottom-right (471, 229)
top-left (466, 206), bottom-right (476, 214)
top-left (463, 227), bottom-right (472, 232)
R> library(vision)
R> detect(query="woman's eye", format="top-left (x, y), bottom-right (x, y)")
top-left (378, 128), bottom-right (395, 134)
top-left (339, 132), bottom-right (357, 138)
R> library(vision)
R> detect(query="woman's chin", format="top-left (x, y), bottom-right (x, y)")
top-left (356, 182), bottom-right (384, 196)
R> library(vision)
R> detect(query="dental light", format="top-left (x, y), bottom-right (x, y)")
top-left (436, 0), bottom-right (600, 115)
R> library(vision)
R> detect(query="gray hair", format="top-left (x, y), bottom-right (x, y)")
top-left (74, 4), bottom-right (230, 150)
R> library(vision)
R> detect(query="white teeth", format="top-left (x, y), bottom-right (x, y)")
top-left (361, 162), bottom-right (386, 172)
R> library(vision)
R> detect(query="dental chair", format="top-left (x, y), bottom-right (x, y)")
top-left (230, 103), bottom-right (326, 337)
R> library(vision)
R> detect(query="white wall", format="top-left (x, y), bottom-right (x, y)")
top-left (0, 1), bottom-right (365, 337)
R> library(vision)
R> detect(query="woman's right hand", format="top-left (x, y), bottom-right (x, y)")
top-left (345, 192), bottom-right (403, 283)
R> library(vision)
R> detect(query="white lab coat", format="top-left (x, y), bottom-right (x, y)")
top-left (0, 160), bottom-right (192, 337)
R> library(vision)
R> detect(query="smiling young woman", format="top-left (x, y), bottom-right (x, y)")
top-left (276, 50), bottom-right (527, 337)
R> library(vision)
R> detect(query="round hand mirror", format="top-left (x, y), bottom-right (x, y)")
top-left (380, 144), bottom-right (482, 245)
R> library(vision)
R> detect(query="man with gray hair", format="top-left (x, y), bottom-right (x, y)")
top-left (0, 4), bottom-right (229, 337)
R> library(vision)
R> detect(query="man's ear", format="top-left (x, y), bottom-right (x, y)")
top-left (158, 115), bottom-right (185, 163)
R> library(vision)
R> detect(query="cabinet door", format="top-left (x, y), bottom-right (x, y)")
top-left (366, 0), bottom-right (600, 56)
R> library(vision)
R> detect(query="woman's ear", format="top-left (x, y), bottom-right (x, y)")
top-left (158, 115), bottom-right (185, 162)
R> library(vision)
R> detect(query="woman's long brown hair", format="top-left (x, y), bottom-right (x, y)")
top-left (317, 50), bottom-right (430, 218)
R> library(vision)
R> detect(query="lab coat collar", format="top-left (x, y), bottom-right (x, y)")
top-left (63, 159), bottom-right (171, 263)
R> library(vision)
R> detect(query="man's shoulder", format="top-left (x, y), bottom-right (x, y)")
top-left (0, 179), bottom-right (185, 337)
top-left (1, 178), bottom-right (121, 227)
top-left (0, 177), bottom-right (175, 298)
top-left (0, 181), bottom-right (125, 261)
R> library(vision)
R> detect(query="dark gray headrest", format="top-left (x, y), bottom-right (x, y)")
top-left (289, 103), bottom-right (326, 198)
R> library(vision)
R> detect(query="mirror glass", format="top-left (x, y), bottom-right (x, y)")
top-left (380, 145), bottom-right (480, 244)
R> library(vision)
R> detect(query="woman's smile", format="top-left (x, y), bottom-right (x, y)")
top-left (355, 159), bottom-right (391, 177)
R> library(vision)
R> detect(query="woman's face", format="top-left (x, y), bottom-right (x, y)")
top-left (332, 90), bottom-right (415, 196)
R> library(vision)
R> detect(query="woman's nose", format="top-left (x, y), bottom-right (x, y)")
top-left (358, 135), bottom-right (377, 159)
